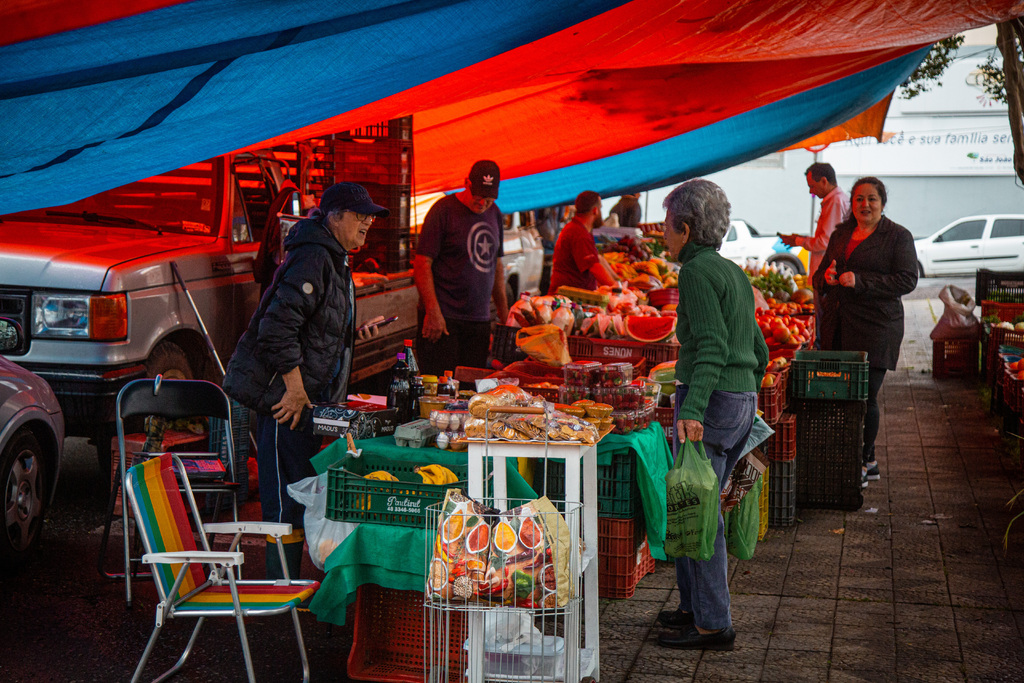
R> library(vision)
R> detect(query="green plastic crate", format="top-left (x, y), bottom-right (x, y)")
top-left (790, 350), bottom-right (869, 401)
top-left (542, 447), bottom-right (639, 518)
top-left (326, 454), bottom-right (467, 528)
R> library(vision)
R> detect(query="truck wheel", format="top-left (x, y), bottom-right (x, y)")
top-left (1, 429), bottom-right (47, 567)
top-left (767, 254), bottom-right (805, 276)
top-left (145, 341), bottom-right (194, 380)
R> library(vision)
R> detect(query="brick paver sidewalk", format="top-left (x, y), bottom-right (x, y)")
top-left (601, 299), bottom-right (1024, 682)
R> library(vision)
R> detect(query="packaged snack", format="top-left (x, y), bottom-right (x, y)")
top-left (486, 501), bottom-right (551, 607)
top-left (469, 385), bottom-right (533, 418)
top-left (427, 490), bottom-right (500, 601)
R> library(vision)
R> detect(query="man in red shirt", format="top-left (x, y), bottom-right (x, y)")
top-left (548, 191), bottom-right (619, 294)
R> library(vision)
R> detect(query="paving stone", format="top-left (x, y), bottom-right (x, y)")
top-left (627, 586), bottom-right (673, 603)
top-left (760, 650), bottom-right (830, 681)
top-left (828, 668), bottom-right (898, 683)
top-left (766, 631), bottom-right (831, 651)
top-left (894, 628), bottom-right (961, 662)
top-left (894, 660), bottom-right (966, 681)
top-left (692, 660), bottom-right (763, 680)
top-left (628, 645), bottom-right (698, 676)
top-left (833, 599), bottom-right (894, 626)
top-left (623, 675), bottom-right (694, 683)
top-left (893, 602), bottom-right (955, 629)
top-left (830, 638), bottom-right (897, 671)
top-left (602, 601), bottom-right (663, 627)
top-left (836, 586), bottom-right (894, 602)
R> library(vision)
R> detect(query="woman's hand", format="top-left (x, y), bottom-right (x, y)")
top-left (824, 259), bottom-right (839, 286)
top-left (676, 419), bottom-right (704, 442)
top-left (357, 315), bottom-right (385, 341)
top-left (838, 271), bottom-right (856, 288)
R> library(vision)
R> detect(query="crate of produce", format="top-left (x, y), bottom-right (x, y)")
top-left (597, 516), bottom-right (654, 599)
top-left (1006, 372), bottom-right (1024, 413)
top-left (348, 584), bottom-right (464, 683)
top-left (762, 412), bottom-right (796, 461)
top-left (976, 269), bottom-right (1024, 306)
top-left (758, 373), bottom-right (786, 422)
top-left (768, 458), bottom-right (795, 527)
top-left (986, 326), bottom-right (1024, 383)
top-left (792, 398), bottom-right (866, 511)
top-left (326, 454), bottom-right (467, 527)
top-left (980, 300), bottom-right (1024, 322)
top-left (556, 286), bottom-right (610, 308)
top-left (568, 335), bottom-right (678, 367)
top-left (543, 446), bottom-right (639, 518)
top-left (790, 350), bottom-right (869, 401)
top-left (758, 465), bottom-right (770, 540)
top-left (932, 339), bottom-right (979, 379)
top-left (491, 324), bottom-right (528, 365)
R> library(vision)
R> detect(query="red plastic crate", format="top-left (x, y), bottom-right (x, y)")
top-left (758, 374), bottom-right (786, 423)
top-left (762, 412), bottom-right (796, 461)
top-left (1007, 371), bottom-right (1023, 413)
top-left (568, 335), bottom-right (678, 367)
top-left (986, 326), bottom-right (1024, 384)
top-left (655, 406), bottom-right (674, 442)
top-left (348, 584), bottom-right (465, 683)
top-left (932, 339), bottom-right (979, 379)
top-left (598, 517), bottom-right (654, 599)
top-left (981, 300), bottom-right (1024, 322)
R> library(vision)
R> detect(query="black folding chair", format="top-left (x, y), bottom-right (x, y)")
top-left (98, 376), bottom-right (241, 607)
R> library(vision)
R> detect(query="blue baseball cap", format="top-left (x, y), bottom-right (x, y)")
top-left (319, 182), bottom-right (390, 218)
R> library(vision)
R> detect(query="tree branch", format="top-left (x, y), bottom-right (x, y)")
top-left (997, 21), bottom-right (1024, 185)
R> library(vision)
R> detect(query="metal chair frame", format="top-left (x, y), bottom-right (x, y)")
top-left (98, 376), bottom-right (241, 606)
top-left (125, 453), bottom-right (317, 683)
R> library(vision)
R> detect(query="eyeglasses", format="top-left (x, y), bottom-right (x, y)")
top-left (346, 211), bottom-right (375, 224)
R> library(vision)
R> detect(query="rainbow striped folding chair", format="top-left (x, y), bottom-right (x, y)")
top-left (125, 453), bottom-right (319, 683)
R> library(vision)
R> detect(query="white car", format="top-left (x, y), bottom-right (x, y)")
top-left (718, 219), bottom-right (805, 275)
top-left (916, 214), bottom-right (1024, 277)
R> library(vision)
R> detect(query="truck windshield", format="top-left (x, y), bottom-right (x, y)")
top-left (3, 161), bottom-right (222, 236)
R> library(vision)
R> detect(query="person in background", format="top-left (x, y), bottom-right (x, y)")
top-left (223, 182), bottom-right (388, 579)
top-left (609, 191), bottom-right (642, 227)
top-left (655, 179), bottom-right (768, 651)
top-left (414, 160), bottom-right (509, 375)
top-left (780, 162), bottom-right (850, 345)
top-left (548, 190), bottom-right (619, 294)
top-left (813, 176), bottom-right (917, 487)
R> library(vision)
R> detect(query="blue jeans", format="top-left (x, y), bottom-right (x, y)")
top-left (673, 385), bottom-right (757, 630)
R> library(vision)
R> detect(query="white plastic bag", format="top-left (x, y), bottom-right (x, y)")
top-left (930, 284), bottom-right (979, 340)
top-left (287, 473), bottom-right (357, 570)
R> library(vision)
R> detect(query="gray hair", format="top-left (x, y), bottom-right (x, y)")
top-left (662, 179), bottom-right (731, 249)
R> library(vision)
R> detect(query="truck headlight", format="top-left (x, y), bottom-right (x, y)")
top-left (32, 293), bottom-right (127, 340)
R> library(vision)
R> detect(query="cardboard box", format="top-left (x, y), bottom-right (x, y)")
top-left (312, 401), bottom-right (399, 439)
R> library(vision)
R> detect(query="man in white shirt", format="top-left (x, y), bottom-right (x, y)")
top-left (780, 162), bottom-right (850, 345)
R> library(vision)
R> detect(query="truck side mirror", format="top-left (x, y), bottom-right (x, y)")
top-left (0, 317), bottom-right (22, 352)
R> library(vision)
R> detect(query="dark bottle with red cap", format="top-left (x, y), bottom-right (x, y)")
top-left (402, 339), bottom-right (419, 375)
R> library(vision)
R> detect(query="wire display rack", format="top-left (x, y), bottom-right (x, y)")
top-left (424, 404), bottom-right (600, 682)
top-left (424, 500), bottom-right (590, 682)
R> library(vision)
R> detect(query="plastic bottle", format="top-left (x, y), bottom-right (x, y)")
top-left (387, 353), bottom-right (411, 423)
top-left (403, 339), bottom-right (419, 374)
top-left (409, 376), bottom-right (424, 420)
top-left (437, 375), bottom-right (450, 399)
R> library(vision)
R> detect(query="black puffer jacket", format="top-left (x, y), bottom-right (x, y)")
top-left (224, 217), bottom-right (355, 416)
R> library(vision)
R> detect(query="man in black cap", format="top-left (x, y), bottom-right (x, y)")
top-left (415, 160), bottom-right (509, 374)
top-left (224, 182), bottom-right (389, 579)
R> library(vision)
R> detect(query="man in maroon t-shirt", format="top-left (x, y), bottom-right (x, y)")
top-left (548, 191), bottom-right (619, 294)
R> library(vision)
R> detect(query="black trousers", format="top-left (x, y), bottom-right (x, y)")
top-left (864, 367), bottom-right (887, 462)
top-left (416, 312), bottom-right (492, 376)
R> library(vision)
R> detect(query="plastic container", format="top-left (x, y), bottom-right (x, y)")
top-left (932, 339), bottom-right (979, 378)
top-left (790, 350), bottom-right (870, 401)
top-left (326, 454), bottom-right (468, 527)
top-left (597, 516), bottom-right (654, 599)
top-left (462, 635), bottom-right (565, 680)
top-left (768, 458), bottom-right (795, 527)
top-left (762, 412), bottom-right (796, 461)
top-left (544, 447), bottom-right (640, 518)
top-left (594, 385), bottom-right (643, 410)
top-left (792, 398), bottom-right (866, 511)
top-left (563, 360), bottom-right (602, 385)
top-left (558, 384), bottom-right (591, 404)
top-left (598, 362), bottom-right (633, 387)
top-left (393, 419), bottom-right (439, 448)
top-left (610, 409), bottom-right (637, 434)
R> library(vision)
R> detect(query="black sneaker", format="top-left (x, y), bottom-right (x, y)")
top-left (864, 461), bottom-right (880, 481)
top-left (861, 468), bottom-right (869, 489)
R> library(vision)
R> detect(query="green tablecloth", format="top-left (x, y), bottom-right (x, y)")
top-left (306, 436), bottom-right (537, 625)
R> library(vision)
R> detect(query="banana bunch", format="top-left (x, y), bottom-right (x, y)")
top-left (610, 262), bottom-right (639, 280)
top-left (364, 470), bottom-right (399, 482)
top-left (415, 464), bottom-right (459, 486)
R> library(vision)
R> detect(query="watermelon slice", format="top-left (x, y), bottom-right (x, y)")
top-left (625, 315), bottom-right (675, 343)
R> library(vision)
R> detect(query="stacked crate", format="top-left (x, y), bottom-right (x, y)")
top-left (759, 364), bottom-right (793, 527)
top-left (308, 117), bottom-right (414, 273)
top-left (789, 350), bottom-right (869, 511)
top-left (543, 446), bottom-right (653, 598)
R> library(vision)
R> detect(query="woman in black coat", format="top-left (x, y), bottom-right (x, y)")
top-left (812, 177), bottom-right (918, 485)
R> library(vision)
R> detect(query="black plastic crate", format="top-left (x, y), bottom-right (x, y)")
top-left (542, 447), bottom-right (641, 518)
top-left (491, 323), bottom-right (527, 364)
top-left (335, 116), bottom-right (413, 141)
top-left (768, 458), bottom-right (795, 527)
top-left (977, 269), bottom-right (1024, 304)
top-left (792, 398), bottom-right (866, 511)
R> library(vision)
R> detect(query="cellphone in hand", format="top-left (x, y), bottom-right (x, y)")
top-left (357, 315), bottom-right (398, 333)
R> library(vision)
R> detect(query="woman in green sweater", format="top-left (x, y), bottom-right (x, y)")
top-left (655, 179), bottom-right (769, 651)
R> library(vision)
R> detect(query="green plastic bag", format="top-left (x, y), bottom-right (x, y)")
top-left (664, 439), bottom-right (719, 560)
top-left (726, 477), bottom-right (762, 560)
